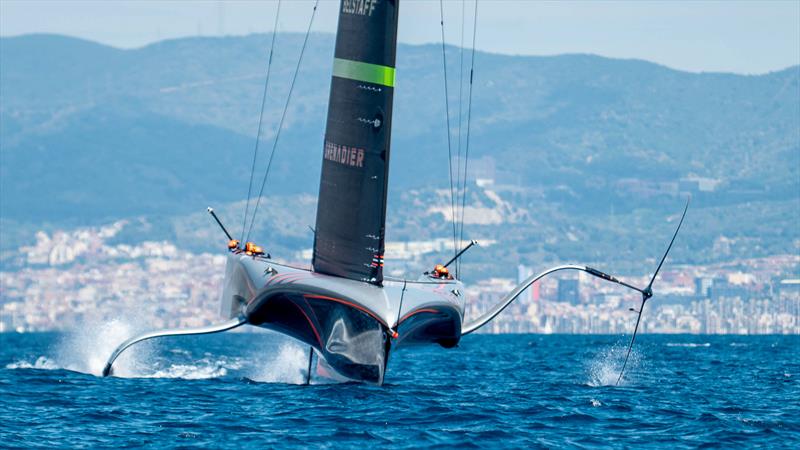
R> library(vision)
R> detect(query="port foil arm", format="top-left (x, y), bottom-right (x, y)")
top-left (461, 264), bottom-right (647, 335)
top-left (102, 316), bottom-right (247, 377)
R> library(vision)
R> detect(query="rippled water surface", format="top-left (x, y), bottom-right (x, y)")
top-left (2, 332), bottom-right (798, 448)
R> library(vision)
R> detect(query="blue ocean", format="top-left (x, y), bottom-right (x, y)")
top-left (1, 331), bottom-right (798, 448)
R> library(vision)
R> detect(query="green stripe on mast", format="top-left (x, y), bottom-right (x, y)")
top-left (332, 58), bottom-right (395, 87)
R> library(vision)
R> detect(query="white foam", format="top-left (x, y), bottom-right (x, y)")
top-left (665, 342), bottom-right (710, 348)
top-left (5, 316), bottom-right (155, 377)
top-left (247, 342), bottom-right (312, 384)
top-left (6, 356), bottom-right (60, 370)
top-left (143, 355), bottom-right (243, 380)
top-left (146, 363), bottom-right (227, 380)
top-left (6, 318), bottom-right (339, 384)
top-left (62, 315), bottom-right (249, 380)
top-left (586, 343), bottom-right (640, 387)
top-left (58, 317), bottom-right (156, 377)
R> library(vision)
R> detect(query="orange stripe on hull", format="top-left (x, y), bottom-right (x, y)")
top-left (399, 308), bottom-right (439, 324)
top-left (303, 294), bottom-right (389, 328)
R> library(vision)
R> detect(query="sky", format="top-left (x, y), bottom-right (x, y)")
top-left (1, 0), bottom-right (798, 74)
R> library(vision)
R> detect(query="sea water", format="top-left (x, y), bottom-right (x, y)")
top-left (1, 332), bottom-right (798, 448)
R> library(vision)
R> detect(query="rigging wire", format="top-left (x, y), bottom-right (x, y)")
top-left (245, 0), bottom-right (320, 243)
top-left (439, 0), bottom-right (459, 271)
top-left (455, 0), bottom-right (466, 258)
top-left (457, 0), bottom-right (479, 276)
top-left (240, 0), bottom-right (283, 243)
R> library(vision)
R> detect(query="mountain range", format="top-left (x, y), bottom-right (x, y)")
top-left (1, 33), bottom-right (798, 274)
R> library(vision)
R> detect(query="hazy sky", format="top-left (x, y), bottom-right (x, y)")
top-left (1, 0), bottom-right (798, 74)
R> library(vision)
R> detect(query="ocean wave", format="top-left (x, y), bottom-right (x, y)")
top-left (665, 343), bottom-right (711, 348)
top-left (145, 363), bottom-right (228, 380)
top-left (3, 334), bottom-right (799, 448)
top-left (141, 355), bottom-right (244, 380)
top-left (6, 354), bottom-right (248, 381)
top-left (6, 356), bottom-right (60, 370)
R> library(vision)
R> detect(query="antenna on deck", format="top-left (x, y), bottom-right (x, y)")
top-left (208, 207), bottom-right (236, 245)
top-left (443, 240), bottom-right (478, 269)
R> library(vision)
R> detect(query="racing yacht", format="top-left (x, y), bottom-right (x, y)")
top-left (103, 0), bottom-right (687, 385)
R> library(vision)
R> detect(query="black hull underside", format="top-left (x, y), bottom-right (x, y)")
top-left (247, 292), bottom-right (390, 384)
top-left (222, 254), bottom-right (466, 384)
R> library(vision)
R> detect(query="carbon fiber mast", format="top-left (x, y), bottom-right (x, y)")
top-left (312, 0), bottom-right (400, 285)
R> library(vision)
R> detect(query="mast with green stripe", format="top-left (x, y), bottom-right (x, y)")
top-left (332, 58), bottom-right (396, 87)
top-left (312, 0), bottom-right (400, 285)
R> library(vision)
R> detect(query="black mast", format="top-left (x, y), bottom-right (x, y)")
top-left (312, 0), bottom-right (400, 285)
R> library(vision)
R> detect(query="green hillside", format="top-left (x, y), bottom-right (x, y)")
top-left (1, 33), bottom-right (798, 270)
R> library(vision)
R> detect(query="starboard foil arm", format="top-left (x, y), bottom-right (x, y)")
top-left (461, 265), bottom-right (585, 335)
top-left (462, 198), bottom-right (689, 385)
top-left (460, 263), bottom-right (655, 335)
top-left (101, 316), bottom-right (247, 377)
